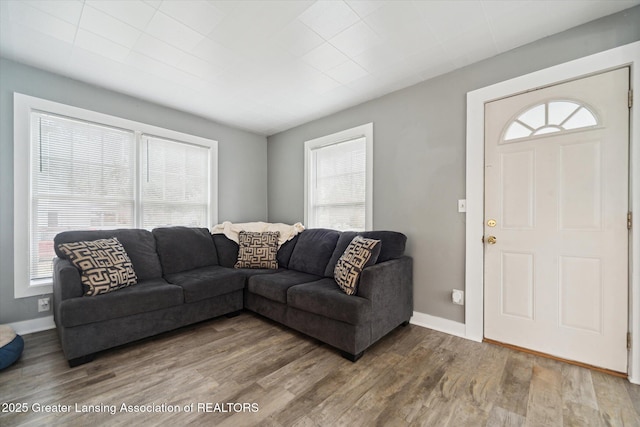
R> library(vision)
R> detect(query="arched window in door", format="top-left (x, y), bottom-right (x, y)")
top-left (503, 100), bottom-right (598, 141)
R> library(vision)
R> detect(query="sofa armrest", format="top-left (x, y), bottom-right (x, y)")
top-left (53, 257), bottom-right (83, 301)
top-left (357, 256), bottom-right (413, 342)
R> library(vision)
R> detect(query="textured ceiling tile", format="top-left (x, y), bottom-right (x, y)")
top-left (0, 20), bottom-right (74, 65)
top-left (324, 60), bottom-right (369, 85)
top-left (363, 2), bottom-right (424, 37)
top-left (415, 0), bottom-right (488, 41)
top-left (86, 0), bottom-right (156, 29)
top-left (74, 28), bottom-right (130, 62)
top-left (133, 33), bottom-right (186, 64)
top-left (352, 40), bottom-right (408, 74)
top-left (302, 42), bottom-right (349, 72)
top-left (6, 1), bottom-right (77, 43)
top-left (298, 0), bottom-right (361, 39)
top-left (145, 11), bottom-right (205, 51)
top-left (79, 5), bottom-right (142, 49)
top-left (329, 20), bottom-right (382, 58)
top-left (21, 0), bottom-right (84, 25)
top-left (142, 0), bottom-right (162, 10)
top-left (158, 0), bottom-right (225, 35)
top-left (190, 37), bottom-right (239, 71)
top-left (344, 0), bottom-right (390, 18)
top-left (272, 20), bottom-right (325, 57)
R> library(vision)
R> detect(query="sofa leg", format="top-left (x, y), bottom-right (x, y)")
top-left (225, 310), bottom-right (242, 318)
top-left (341, 351), bottom-right (364, 362)
top-left (401, 320), bottom-right (410, 327)
top-left (68, 354), bottom-right (95, 368)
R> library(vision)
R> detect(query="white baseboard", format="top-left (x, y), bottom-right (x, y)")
top-left (8, 316), bottom-right (55, 335)
top-left (410, 311), bottom-right (468, 339)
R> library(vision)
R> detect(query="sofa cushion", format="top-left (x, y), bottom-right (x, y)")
top-left (213, 233), bottom-right (300, 269)
top-left (234, 231), bottom-right (279, 269)
top-left (212, 234), bottom-right (239, 268)
top-left (165, 266), bottom-right (246, 303)
top-left (247, 270), bottom-right (322, 304)
top-left (58, 238), bottom-right (138, 296)
top-left (288, 228), bottom-right (340, 276)
top-left (334, 236), bottom-right (381, 295)
top-left (58, 279), bottom-right (184, 328)
top-left (277, 234), bottom-right (299, 269)
top-left (235, 268), bottom-right (283, 278)
top-left (324, 231), bottom-right (407, 277)
top-left (153, 227), bottom-right (218, 275)
top-left (287, 278), bottom-right (372, 325)
top-left (54, 229), bottom-right (163, 281)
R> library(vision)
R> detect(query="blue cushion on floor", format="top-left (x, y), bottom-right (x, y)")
top-left (0, 334), bottom-right (24, 370)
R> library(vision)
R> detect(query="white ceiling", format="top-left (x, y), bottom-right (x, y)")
top-left (1, 1), bottom-right (638, 136)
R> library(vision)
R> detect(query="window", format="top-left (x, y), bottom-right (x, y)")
top-left (141, 135), bottom-right (210, 229)
top-left (14, 93), bottom-right (218, 297)
top-left (30, 113), bottom-right (136, 281)
top-left (503, 100), bottom-right (599, 141)
top-left (304, 123), bottom-right (373, 231)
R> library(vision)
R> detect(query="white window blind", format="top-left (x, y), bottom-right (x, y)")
top-left (15, 94), bottom-right (218, 297)
top-left (142, 135), bottom-right (210, 229)
top-left (31, 112), bottom-right (136, 280)
top-left (310, 137), bottom-right (366, 231)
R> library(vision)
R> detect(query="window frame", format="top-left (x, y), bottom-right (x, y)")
top-left (502, 99), bottom-right (600, 142)
top-left (303, 123), bottom-right (373, 231)
top-left (14, 93), bottom-right (218, 298)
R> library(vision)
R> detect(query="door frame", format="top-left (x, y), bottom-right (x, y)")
top-left (465, 41), bottom-right (640, 383)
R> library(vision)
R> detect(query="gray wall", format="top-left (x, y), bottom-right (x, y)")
top-left (267, 6), bottom-right (640, 323)
top-left (0, 58), bottom-right (268, 324)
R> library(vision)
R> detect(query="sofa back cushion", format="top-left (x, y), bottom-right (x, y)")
top-left (152, 227), bottom-right (218, 275)
top-left (288, 228), bottom-right (340, 276)
top-left (54, 229), bottom-right (163, 281)
top-left (324, 230), bottom-right (407, 277)
top-left (277, 234), bottom-right (299, 269)
top-left (212, 234), bottom-right (239, 268)
top-left (213, 233), bottom-right (300, 269)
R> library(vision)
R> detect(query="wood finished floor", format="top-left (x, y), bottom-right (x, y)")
top-left (1, 312), bottom-right (639, 427)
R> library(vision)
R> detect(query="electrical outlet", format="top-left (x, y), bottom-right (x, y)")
top-left (38, 297), bottom-right (50, 312)
top-left (452, 289), bottom-right (464, 305)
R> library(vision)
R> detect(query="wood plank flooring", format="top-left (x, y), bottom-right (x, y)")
top-left (1, 312), bottom-right (638, 426)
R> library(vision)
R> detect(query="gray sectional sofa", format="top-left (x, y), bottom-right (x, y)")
top-left (52, 226), bottom-right (413, 367)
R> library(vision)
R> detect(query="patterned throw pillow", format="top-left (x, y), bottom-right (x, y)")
top-left (58, 238), bottom-right (138, 296)
top-left (234, 231), bottom-right (280, 269)
top-left (334, 236), bottom-right (381, 296)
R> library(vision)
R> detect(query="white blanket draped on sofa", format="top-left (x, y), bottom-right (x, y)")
top-left (211, 221), bottom-right (305, 247)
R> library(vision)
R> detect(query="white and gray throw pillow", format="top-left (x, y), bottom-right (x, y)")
top-left (58, 237), bottom-right (137, 296)
top-left (334, 236), bottom-right (381, 295)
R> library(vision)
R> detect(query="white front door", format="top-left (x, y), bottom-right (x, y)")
top-left (483, 68), bottom-right (630, 372)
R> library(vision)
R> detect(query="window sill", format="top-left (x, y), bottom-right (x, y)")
top-left (14, 279), bottom-right (53, 299)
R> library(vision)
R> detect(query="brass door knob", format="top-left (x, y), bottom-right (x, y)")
top-left (487, 236), bottom-right (497, 244)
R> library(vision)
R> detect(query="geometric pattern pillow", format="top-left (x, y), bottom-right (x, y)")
top-left (334, 236), bottom-right (381, 296)
top-left (57, 237), bottom-right (138, 296)
top-left (234, 231), bottom-right (279, 269)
